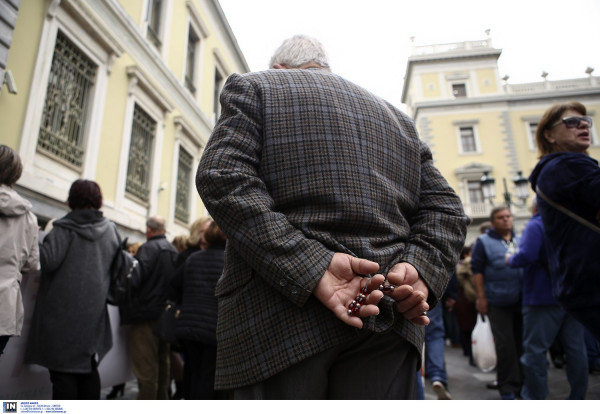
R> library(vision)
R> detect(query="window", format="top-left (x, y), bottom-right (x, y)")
top-left (452, 83), bottom-right (467, 98)
top-left (213, 66), bottom-right (225, 121)
top-left (185, 28), bottom-right (199, 95)
top-left (467, 180), bottom-right (485, 205)
top-left (175, 147), bottom-right (192, 223)
top-left (528, 122), bottom-right (538, 150)
top-left (125, 104), bottom-right (156, 202)
top-left (147, 0), bottom-right (162, 49)
top-left (37, 32), bottom-right (97, 169)
top-left (459, 126), bottom-right (477, 153)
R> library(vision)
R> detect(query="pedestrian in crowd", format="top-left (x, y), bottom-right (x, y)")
top-left (0, 145), bottom-right (39, 358)
top-left (24, 179), bottom-right (120, 399)
top-left (167, 216), bottom-right (212, 399)
top-left (584, 328), bottom-right (600, 374)
top-left (471, 206), bottom-right (523, 399)
top-left (529, 101), bottom-right (600, 341)
top-left (455, 245), bottom-right (477, 365)
top-left (127, 241), bottom-right (142, 256)
top-left (507, 199), bottom-right (588, 399)
top-left (442, 271), bottom-right (461, 348)
top-left (174, 216), bottom-right (212, 268)
top-left (171, 235), bottom-right (188, 254)
top-left (119, 216), bottom-right (178, 399)
top-left (196, 34), bottom-right (468, 399)
top-left (423, 272), bottom-right (456, 400)
top-left (171, 220), bottom-right (226, 399)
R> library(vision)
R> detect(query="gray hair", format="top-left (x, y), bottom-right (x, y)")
top-left (146, 215), bottom-right (166, 232)
top-left (269, 35), bottom-right (330, 69)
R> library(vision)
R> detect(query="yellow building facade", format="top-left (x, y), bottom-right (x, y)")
top-left (0, 0), bottom-right (249, 241)
top-left (402, 36), bottom-right (600, 244)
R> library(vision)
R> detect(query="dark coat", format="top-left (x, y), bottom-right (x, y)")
top-left (24, 210), bottom-right (119, 373)
top-left (197, 69), bottom-right (469, 389)
top-left (529, 152), bottom-right (600, 310)
top-left (119, 234), bottom-right (178, 325)
top-left (171, 246), bottom-right (225, 345)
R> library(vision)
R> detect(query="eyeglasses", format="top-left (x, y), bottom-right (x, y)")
top-left (551, 116), bottom-right (593, 129)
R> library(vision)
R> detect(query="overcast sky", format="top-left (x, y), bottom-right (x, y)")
top-left (218, 0), bottom-right (600, 108)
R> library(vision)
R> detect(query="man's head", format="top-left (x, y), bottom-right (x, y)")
top-left (146, 215), bottom-right (166, 240)
top-left (490, 206), bottom-right (513, 235)
top-left (269, 35), bottom-right (330, 70)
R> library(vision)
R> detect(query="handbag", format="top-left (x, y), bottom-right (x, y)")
top-left (153, 300), bottom-right (181, 346)
top-left (471, 313), bottom-right (497, 373)
top-left (107, 237), bottom-right (139, 306)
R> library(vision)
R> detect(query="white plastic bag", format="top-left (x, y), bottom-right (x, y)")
top-left (471, 313), bottom-right (497, 372)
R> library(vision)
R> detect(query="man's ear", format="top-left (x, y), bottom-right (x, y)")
top-left (272, 63), bottom-right (289, 70)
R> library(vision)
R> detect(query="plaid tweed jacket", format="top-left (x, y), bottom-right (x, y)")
top-left (197, 69), bottom-right (468, 390)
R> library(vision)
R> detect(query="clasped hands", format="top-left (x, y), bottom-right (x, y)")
top-left (314, 253), bottom-right (430, 329)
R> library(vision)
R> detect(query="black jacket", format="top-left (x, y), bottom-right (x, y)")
top-left (171, 246), bottom-right (225, 345)
top-left (120, 234), bottom-right (177, 325)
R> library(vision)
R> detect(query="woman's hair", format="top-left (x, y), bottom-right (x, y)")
top-left (67, 179), bottom-right (103, 210)
top-left (171, 235), bottom-right (188, 253)
top-left (187, 217), bottom-right (212, 248)
top-left (269, 35), bottom-right (330, 69)
top-left (127, 241), bottom-right (142, 255)
top-left (203, 220), bottom-right (226, 247)
top-left (0, 145), bottom-right (23, 186)
top-left (536, 101), bottom-right (588, 157)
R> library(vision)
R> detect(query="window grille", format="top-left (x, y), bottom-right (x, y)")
top-left (126, 105), bottom-right (156, 202)
top-left (37, 32), bottom-right (97, 168)
top-left (175, 147), bottom-right (192, 223)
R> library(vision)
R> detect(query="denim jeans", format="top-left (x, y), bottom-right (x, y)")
top-left (520, 306), bottom-right (588, 400)
top-left (424, 303), bottom-right (447, 385)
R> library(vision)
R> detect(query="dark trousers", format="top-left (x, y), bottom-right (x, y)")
top-left (487, 303), bottom-right (523, 395)
top-left (183, 340), bottom-right (222, 400)
top-left (0, 336), bottom-right (9, 356)
top-left (233, 330), bottom-right (419, 399)
top-left (49, 357), bottom-right (100, 400)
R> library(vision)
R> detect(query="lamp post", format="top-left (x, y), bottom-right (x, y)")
top-left (480, 171), bottom-right (529, 210)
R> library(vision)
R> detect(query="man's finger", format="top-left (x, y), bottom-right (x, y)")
top-left (350, 256), bottom-right (379, 276)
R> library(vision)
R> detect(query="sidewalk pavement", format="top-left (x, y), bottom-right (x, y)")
top-left (102, 342), bottom-right (600, 400)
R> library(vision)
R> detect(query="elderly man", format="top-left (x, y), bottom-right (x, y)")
top-left (197, 35), bottom-right (468, 399)
top-left (120, 216), bottom-right (177, 399)
top-left (472, 206), bottom-right (523, 399)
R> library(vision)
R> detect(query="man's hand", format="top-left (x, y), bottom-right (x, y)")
top-left (386, 262), bottom-right (430, 325)
top-left (476, 296), bottom-right (488, 315)
top-left (314, 253), bottom-right (385, 329)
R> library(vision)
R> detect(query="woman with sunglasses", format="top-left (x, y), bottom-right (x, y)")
top-left (529, 101), bottom-right (600, 342)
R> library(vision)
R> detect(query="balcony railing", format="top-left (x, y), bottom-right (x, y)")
top-left (411, 39), bottom-right (492, 56)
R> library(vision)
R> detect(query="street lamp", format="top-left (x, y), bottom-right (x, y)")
top-left (480, 171), bottom-right (529, 210)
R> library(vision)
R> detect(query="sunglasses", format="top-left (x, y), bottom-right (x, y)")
top-left (551, 116), bottom-right (593, 129)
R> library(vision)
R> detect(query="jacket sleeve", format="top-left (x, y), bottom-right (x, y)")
top-left (401, 138), bottom-right (470, 303)
top-left (21, 212), bottom-right (40, 273)
top-left (196, 74), bottom-right (333, 307)
top-left (39, 227), bottom-right (71, 275)
top-left (508, 220), bottom-right (542, 268)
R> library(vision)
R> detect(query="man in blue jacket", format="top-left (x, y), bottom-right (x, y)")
top-left (507, 201), bottom-right (588, 399)
top-left (471, 206), bottom-right (523, 399)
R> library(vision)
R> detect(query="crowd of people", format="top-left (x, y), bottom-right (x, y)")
top-left (1, 34), bottom-right (599, 401)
